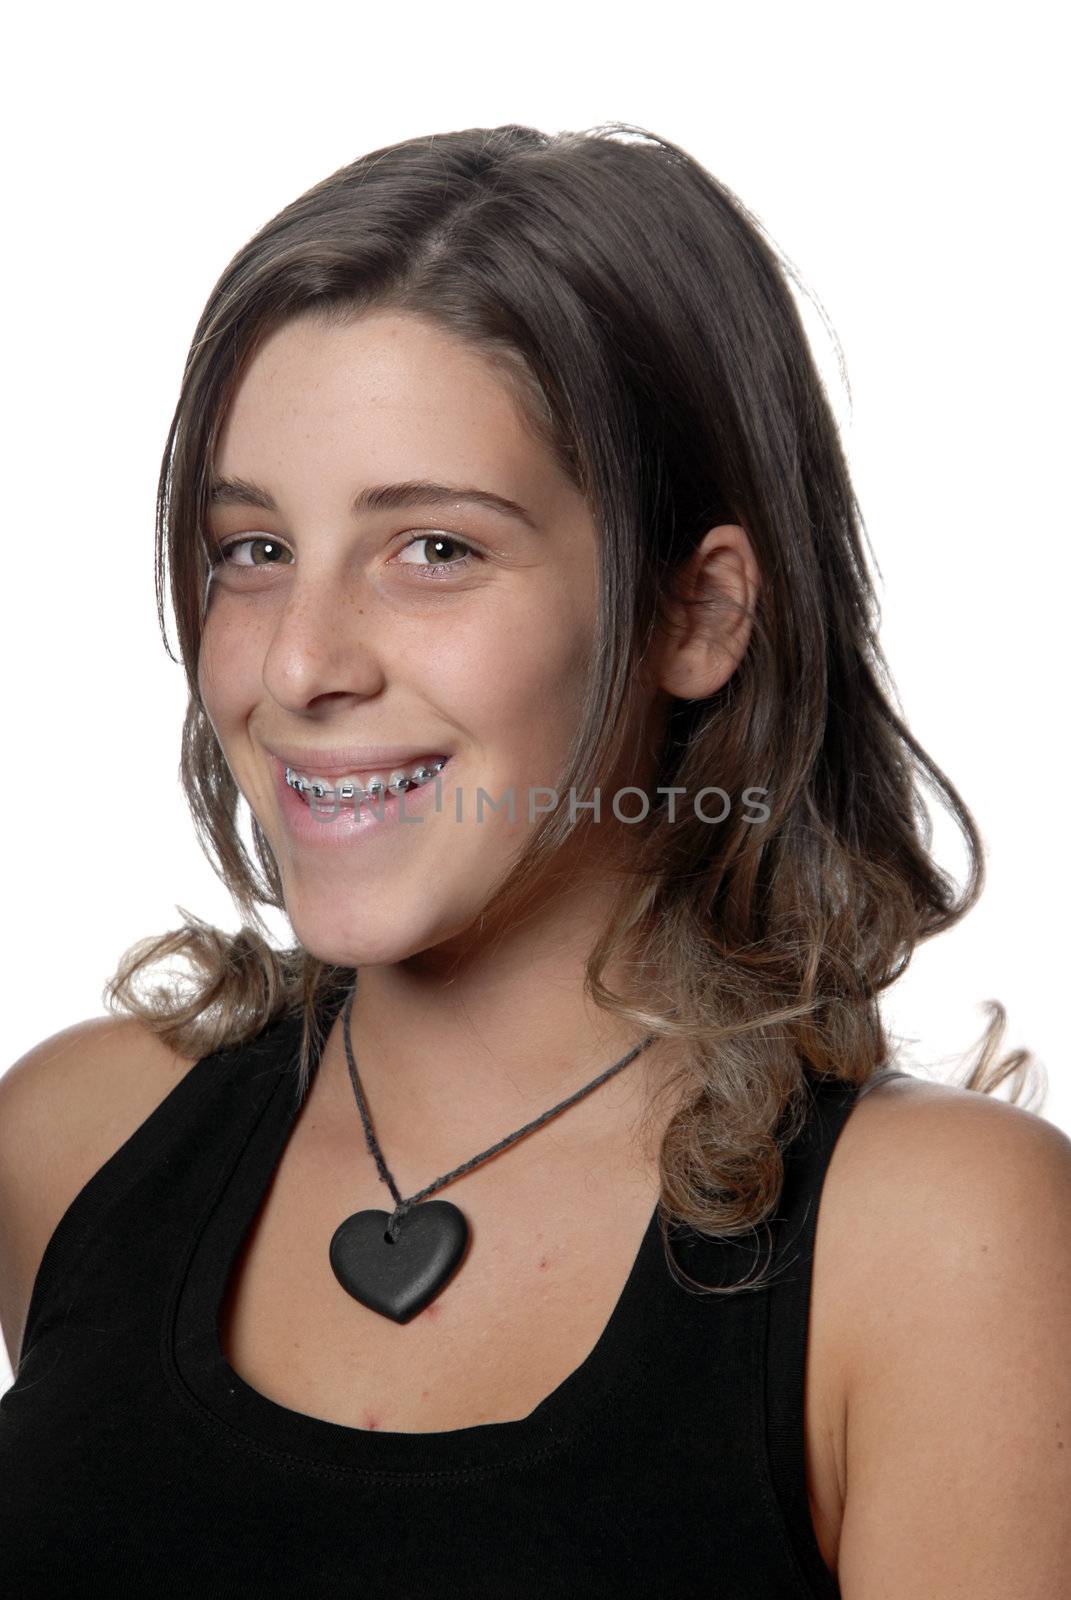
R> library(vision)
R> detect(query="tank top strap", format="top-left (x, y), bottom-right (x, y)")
top-left (759, 1069), bottom-right (888, 1596)
top-left (16, 1002), bottom-right (308, 1370)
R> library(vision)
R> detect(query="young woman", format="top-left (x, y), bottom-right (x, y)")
top-left (1, 122), bottom-right (1067, 1598)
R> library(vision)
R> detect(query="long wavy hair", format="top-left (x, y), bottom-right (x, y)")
top-left (104, 120), bottom-right (1043, 1293)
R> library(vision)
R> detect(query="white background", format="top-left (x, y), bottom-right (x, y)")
top-left (1, 1), bottom-right (1067, 1397)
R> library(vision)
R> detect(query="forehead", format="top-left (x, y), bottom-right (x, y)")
top-left (213, 309), bottom-right (561, 512)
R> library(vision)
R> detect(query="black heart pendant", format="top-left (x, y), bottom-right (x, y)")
top-left (329, 1200), bottom-right (469, 1324)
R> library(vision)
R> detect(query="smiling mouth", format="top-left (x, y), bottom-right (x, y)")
top-left (284, 756), bottom-right (450, 803)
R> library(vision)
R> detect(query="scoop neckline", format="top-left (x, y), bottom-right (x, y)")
top-left (165, 1004), bottom-right (667, 1474)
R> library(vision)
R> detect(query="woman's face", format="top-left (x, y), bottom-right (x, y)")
top-left (198, 308), bottom-right (641, 969)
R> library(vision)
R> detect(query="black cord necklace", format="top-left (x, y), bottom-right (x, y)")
top-left (328, 977), bottom-right (658, 1324)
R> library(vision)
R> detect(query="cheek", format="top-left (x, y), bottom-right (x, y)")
top-left (433, 608), bottom-right (591, 768)
top-left (197, 610), bottom-right (258, 718)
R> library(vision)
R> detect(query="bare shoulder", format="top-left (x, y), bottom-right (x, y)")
top-left (827, 1071), bottom-right (1071, 1282)
top-left (823, 1073), bottom-right (1071, 1596)
top-left (0, 1015), bottom-right (200, 1374)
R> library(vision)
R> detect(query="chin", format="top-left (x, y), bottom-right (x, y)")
top-left (284, 898), bottom-right (459, 972)
top-left (290, 921), bottom-right (428, 971)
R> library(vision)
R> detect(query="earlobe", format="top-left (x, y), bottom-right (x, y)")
top-left (655, 524), bottom-right (759, 702)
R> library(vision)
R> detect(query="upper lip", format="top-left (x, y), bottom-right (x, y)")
top-left (266, 744), bottom-right (451, 778)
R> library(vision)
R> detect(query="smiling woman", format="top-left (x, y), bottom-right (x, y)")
top-left (1, 120), bottom-right (1068, 1599)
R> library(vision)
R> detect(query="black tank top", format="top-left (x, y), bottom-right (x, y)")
top-left (0, 996), bottom-right (908, 1597)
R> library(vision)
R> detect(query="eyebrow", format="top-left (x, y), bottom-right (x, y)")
top-left (206, 475), bottom-right (539, 530)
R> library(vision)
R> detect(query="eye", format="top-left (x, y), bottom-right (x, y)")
top-left (394, 532), bottom-right (482, 579)
top-left (210, 535), bottom-right (292, 568)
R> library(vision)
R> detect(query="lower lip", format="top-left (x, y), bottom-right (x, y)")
top-left (272, 756), bottom-right (453, 849)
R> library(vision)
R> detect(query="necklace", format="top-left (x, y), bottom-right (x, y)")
top-left (328, 977), bottom-right (657, 1323)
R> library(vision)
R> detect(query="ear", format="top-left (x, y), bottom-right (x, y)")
top-left (650, 524), bottom-right (760, 701)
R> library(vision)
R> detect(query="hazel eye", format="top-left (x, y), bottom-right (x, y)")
top-left (212, 536), bottom-right (293, 568)
top-left (395, 532), bottom-right (481, 578)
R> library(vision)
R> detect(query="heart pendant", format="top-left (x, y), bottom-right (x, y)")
top-left (329, 1200), bottom-right (469, 1324)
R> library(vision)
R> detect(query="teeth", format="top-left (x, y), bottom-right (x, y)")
top-left (285, 757), bottom-right (448, 804)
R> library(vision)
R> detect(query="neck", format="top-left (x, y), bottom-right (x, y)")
top-left (312, 879), bottom-right (680, 1177)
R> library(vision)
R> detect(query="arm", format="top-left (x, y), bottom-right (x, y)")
top-left (836, 1088), bottom-right (1071, 1597)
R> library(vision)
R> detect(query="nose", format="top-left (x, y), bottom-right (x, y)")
top-left (261, 566), bottom-right (387, 711)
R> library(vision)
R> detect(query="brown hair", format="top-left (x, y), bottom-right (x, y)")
top-left (105, 120), bottom-right (1043, 1292)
